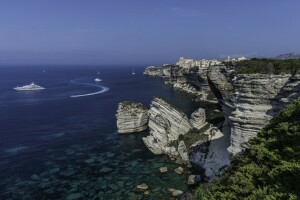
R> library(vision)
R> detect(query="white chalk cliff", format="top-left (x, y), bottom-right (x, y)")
top-left (116, 101), bottom-right (149, 134)
top-left (207, 65), bottom-right (300, 154)
top-left (142, 97), bottom-right (192, 157)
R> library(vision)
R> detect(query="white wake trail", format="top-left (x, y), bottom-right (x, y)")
top-left (70, 79), bottom-right (109, 98)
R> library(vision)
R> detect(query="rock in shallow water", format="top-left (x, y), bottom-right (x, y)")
top-left (187, 175), bottom-right (201, 185)
top-left (116, 101), bottom-right (149, 134)
top-left (174, 167), bottom-right (184, 175)
top-left (168, 188), bottom-right (183, 197)
top-left (159, 167), bottom-right (168, 173)
top-left (136, 183), bottom-right (149, 190)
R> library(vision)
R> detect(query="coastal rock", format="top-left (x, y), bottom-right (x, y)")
top-left (136, 183), bottom-right (149, 190)
top-left (190, 108), bottom-right (206, 129)
top-left (207, 66), bottom-right (300, 154)
top-left (159, 167), bottom-right (168, 173)
top-left (174, 166), bottom-right (184, 174)
top-left (143, 97), bottom-right (192, 155)
top-left (142, 97), bottom-right (225, 172)
top-left (172, 190), bottom-right (184, 197)
top-left (187, 175), bottom-right (201, 185)
top-left (177, 141), bottom-right (189, 164)
top-left (116, 101), bottom-right (149, 134)
top-left (143, 66), bottom-right (163, 76)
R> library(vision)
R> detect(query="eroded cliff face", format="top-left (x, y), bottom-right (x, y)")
top-left (116, 101), bottom-right (149, 134)
top-left (143, 66), bottom-right (163, 76)
top-left (144, 65), bottom-right (216, 101)
top-left (142, 97), bottom-right (224, 172)
top-left (207, 65), bottom-right (300, 154)
top-left (142, 98), bottom-right (192, 158)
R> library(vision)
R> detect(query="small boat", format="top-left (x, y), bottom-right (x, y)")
top-left (132, 69), bottom-right (135, 75)
top-left (14, 82), bottom-right (45, 91)
top-left (95, 69), bottom-right (102, 82)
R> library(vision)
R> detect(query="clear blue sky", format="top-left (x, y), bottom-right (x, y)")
top-left (0, 0), bottom-right (299, 66)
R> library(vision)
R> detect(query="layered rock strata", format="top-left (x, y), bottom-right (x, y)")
top-left (142, 97), bottom-right (223, 170)
top-left (143, 66), bottom-right (163, 76)
top-left (144, 65), bottom-right (215, 101)
top-left (142, 97), bottom-right (192, 159)
top-left (207, 65), bottom-right (300, 154)
top-left (116, 101), bottom-right (149, 133)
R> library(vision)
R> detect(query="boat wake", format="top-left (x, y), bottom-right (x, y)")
top-left (70, 79), bottom-right (109, 98)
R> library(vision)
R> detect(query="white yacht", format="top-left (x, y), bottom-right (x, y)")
top-left (94, 69), bottom-right (102, 82)
top-left (132, 69), bottom-right (135, 75)
top-left (14, 82), bottom-right (45, 91)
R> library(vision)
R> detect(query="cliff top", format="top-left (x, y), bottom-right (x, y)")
top-left (224, 59), bottom-right (300, 75)
top-left (119, 101), bottom-right (148, 111)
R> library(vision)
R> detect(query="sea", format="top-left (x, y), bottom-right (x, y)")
top-left (0, 66), bottom-right (206, 199)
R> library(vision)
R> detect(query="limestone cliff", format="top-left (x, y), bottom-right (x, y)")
top-left (142, 97), bottom-right (223, 169)
top-left (143, 66), bottom-right (163, 76)
top-left (142, 97), bottom-right (192, 159)
top-left (116, 101), bottom-right (149, 134)
top-left (207, 65), bottom-right (300, 154)
top-left (144, 64), bottom-right (216, 101)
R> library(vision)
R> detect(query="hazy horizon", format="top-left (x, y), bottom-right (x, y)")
top-left (1, 0), bottom-right (300, 66)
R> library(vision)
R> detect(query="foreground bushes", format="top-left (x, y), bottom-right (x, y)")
top-left (195, 98), bottom-right (300, 200)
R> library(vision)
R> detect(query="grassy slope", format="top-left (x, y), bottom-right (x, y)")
top-left (195, 98), bottom-right (300, 200)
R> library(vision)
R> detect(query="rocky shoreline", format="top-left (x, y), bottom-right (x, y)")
top-left (116, 57), bottom-right (300, 199)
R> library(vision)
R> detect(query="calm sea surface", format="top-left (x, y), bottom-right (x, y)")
top-left (0, 66), bottom-right (203, 199)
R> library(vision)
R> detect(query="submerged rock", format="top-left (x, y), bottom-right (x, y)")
top-left (168, 188), bottom-right (183, 197)
top-left (66, 193), bottom-right (83, 200)
top-left (30, 174), bottom-right (40, 181)
top-left (159, 167), bottom-right (168, 173)
top-left (116, 101), bottom-right (149, 134)
top-left (174, 167), bottom-right (184, 175)
top-left (99, 167), bottom-right (113, 173)
top-left (136, 183), bottom-right (149, 190)
top-left (187, 175), bottom-right (201, 185)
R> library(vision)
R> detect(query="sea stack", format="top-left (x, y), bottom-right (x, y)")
top-left (142, 97), bottom-right (192, 156)
top-left (116, 101), bottom-right (149, 134)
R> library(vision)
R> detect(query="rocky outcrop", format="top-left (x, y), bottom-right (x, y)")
top-left (143, 66), bottom-right (163, 76)
top-left (142, 97), bottom-right (192, 159)
top-left (142, 97), bottom-right (225, 172)
top-left (190, 108), bottom-right (206, 129)
top-left (207, 65), bottom-right (300, 154)
top-left (143, 61), bottom-right (217, 102)
top-left (116, 101), bottom-right (149, 134)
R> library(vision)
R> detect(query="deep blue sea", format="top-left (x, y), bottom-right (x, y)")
top-left (0, 66), bottom-right (203, 199)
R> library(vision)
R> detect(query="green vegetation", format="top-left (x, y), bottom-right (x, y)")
top-left (195, 98), bottom-right (300, 200)
top-left (121, 101), bottom-right (147, 110)
top-left (179, 125), bottom-right (211, 150)
top-left (224, 59), bottom-right (300, 74)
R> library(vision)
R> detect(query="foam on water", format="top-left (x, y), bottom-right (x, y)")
top-left (70, 79), bottom-right (109, 98)
top-left (5, 146), bottom-right (29, 154)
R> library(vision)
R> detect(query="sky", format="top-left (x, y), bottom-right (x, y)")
top-left (0, 0), bottom-right (299, 66)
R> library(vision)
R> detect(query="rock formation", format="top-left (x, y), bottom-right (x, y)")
top-left (142, 97), bottom-right (192, 158)
top-left (116, 101), bottom-right (149, 134)
top-left (142, 97), bottom-right (224, 172)
top-left (207, 65), bottom-right (300, 154)
top-left (190, 108), bottom-right (206, 129)
top-left (144, 63), bottom-right (216, 101)
top-left (143, 66), bottom-right (163, 76)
